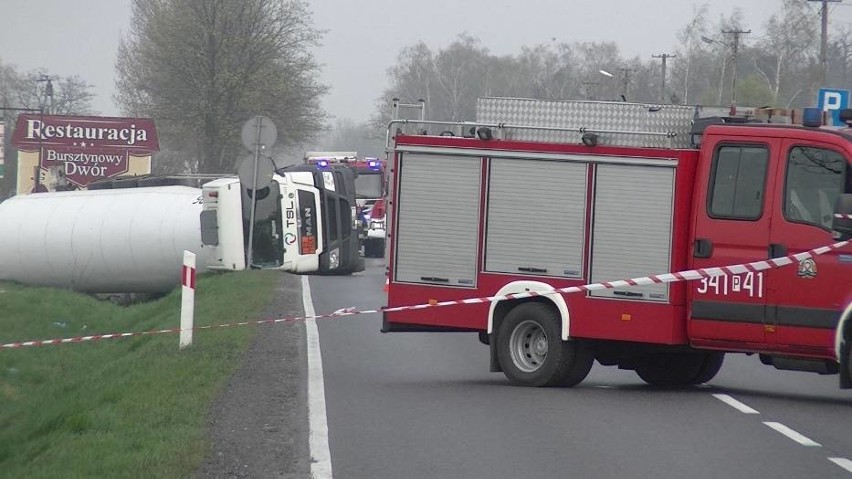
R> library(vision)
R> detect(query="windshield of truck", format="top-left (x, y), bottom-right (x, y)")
top-left (248, 183), bottom-right (284, 268)
top-left (354, 172), bottom-right (383, 199)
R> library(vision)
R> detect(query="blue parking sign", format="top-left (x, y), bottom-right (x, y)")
top-left (817, 88), bottom-right (849, 126)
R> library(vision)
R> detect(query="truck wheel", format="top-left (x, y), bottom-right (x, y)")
top-left (635, 352), bottom-right (705, 387)
top-left (847, 341), bottom-right (852, 382)
top-left (496, 302), bottom-right (593, 387)
top-left (364, 239), bottom-right (384, 258)
top-left (364, 240), bottom-right (376, 258)
top-left (691, 352), bottom-right (725, 385)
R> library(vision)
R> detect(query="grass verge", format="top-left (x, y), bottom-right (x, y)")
top-left (0, 270), bottom-right (283, 478)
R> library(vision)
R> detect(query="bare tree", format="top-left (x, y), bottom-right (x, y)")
top-left (753, 0), bottom-right (818, 106)
top-left (670, 4), bottom-right (711, 104)
top-left (115, 0), bottom-right (327, 174)
top-left (432, 34), bottom-right (490, 121)
top-left (0, 60), bottom-right (95, 197)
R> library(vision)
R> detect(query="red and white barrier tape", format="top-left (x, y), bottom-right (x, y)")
top-left (2, 240), bottom-right (849, 350)
top-left (835, 213), bottom-right (852, 220)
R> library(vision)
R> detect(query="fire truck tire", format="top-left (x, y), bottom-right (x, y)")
top-left (496, 302), bottom-right (593, 387)
top-left (847, 342), bottom-right (852, 381)
top-left (691, 352), bottom-right (725, 385)
top-left (634, 352), bottom-right (707, 387)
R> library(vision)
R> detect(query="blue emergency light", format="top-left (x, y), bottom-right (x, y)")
top-left (802, 108), bottom-right (823, 128)
top-left (318, 160), bottom-right (329, 167)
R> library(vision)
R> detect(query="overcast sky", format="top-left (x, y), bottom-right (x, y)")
top-left (3, 0), bottom-right (852, 122)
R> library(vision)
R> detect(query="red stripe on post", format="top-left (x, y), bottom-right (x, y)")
top-left (182, 265), bottom-right (196, 289)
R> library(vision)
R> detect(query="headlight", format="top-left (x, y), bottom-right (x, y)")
top-left (329, 248), bottom-right (340, 269)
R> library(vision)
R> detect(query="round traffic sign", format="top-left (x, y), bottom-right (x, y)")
top-left (241, 116), bottom-right (278, 152)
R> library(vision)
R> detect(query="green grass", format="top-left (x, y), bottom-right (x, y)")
top-left (0, 270), bottom-right (284, 478)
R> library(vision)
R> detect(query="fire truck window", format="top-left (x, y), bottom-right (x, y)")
top-left (784, 146), bottom-right (845, 229)
top-left (708, 145), bottom-right (768, 220)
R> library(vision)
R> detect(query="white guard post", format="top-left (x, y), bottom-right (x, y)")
top-left (180, 251), bottom-right (196, 349)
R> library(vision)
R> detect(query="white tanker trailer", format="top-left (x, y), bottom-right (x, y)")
top-left (0, 168), bottom-right (363, 293)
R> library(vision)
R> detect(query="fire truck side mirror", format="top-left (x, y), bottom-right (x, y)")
top-left (833, 194), bottom-right (852, 239)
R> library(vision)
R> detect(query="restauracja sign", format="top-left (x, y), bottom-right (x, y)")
top-left (11, 114), bottom-right (159, 188)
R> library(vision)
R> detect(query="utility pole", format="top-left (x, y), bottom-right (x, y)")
top-left (652, 53), bottom-right (676, 103)
top-left (36, 75), bottom-right (54, 114)
top-left (809, 0), bottom-right (842, 84)
top-left (721, 29), bottom-right (751, 104)
top-left (617, 67), bottom-right (633, 101)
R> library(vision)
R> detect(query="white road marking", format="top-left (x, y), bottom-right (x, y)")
top-left (763, 422), bottom-right (821, 447)
top-left (712, 393), bottom-right (760, 414)
top-left (303, 276), bottom-right (333, 478)
top-left (829, 457), bottom-right (852, 473)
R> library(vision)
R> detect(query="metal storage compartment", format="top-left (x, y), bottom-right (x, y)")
top-left (485, 158), bottom-right (587, 278)
top-left (590, 164), bottom-right (674, 301)
top-left (394, 153), bottom-right (481, 287)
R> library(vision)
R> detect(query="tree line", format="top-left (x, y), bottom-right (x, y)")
top-left (374, 1), bottom-right (852, 127)
top-left (3, 0), bottom-right (852, 198)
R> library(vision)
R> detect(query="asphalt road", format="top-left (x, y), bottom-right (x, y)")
top-left (309, 259), bottom-right (852, 479)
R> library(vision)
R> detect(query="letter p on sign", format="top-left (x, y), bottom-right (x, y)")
top-left (818, 88), bottom-right (850, 126)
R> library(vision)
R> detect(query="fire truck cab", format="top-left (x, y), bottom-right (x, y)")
top-left (382, 98), bottom-right (852, 389)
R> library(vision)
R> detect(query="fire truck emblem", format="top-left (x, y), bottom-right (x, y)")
top-left (797, 258), bottom-right (817, 279)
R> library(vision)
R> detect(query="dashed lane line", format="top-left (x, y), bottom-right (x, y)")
top-left (763, 422), bottom-right (822, 447)
top-left (828, 457), bottom-right (852, 474)
top-left (712, 393), bottom-right (760, 414)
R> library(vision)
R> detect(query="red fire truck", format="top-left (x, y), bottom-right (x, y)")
top-left (305, 152), bottom-right (388, 257)
top-left (382, 98), bottom-right (852, 389)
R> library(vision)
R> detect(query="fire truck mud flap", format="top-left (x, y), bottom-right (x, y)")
top-left (495, 302), bottom-right (593, 387)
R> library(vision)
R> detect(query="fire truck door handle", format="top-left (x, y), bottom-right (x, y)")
top-left (614, 291), bottom-right (643, 298)
top-left (769, 243), bottom-right (788, 258)
top-left (694, 238), bottom-right (713, 258)
top-left (518, 267), bottom-right (548, 273)
top-left (420, 276), bottom-right (449, 283)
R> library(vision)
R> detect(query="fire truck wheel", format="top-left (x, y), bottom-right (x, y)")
top-left (496, 302), bottom-right (593, 387)
top-left (847, 341), bottom-right (852, 381)
top-left (691, 352), bottom-right (725, 385)
top-left (634, 352), bottom-right (706, 387)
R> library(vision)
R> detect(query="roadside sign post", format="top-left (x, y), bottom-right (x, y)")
top-left (239, 116), bottom-right (277, 267)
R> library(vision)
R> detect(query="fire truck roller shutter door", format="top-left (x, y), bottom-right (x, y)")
top-left (394, 153), bottom-right (480, 286)
top-left (590, 164), bottom-right (675, 302)
top-left (485, 159), bottom-right (586, 278)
